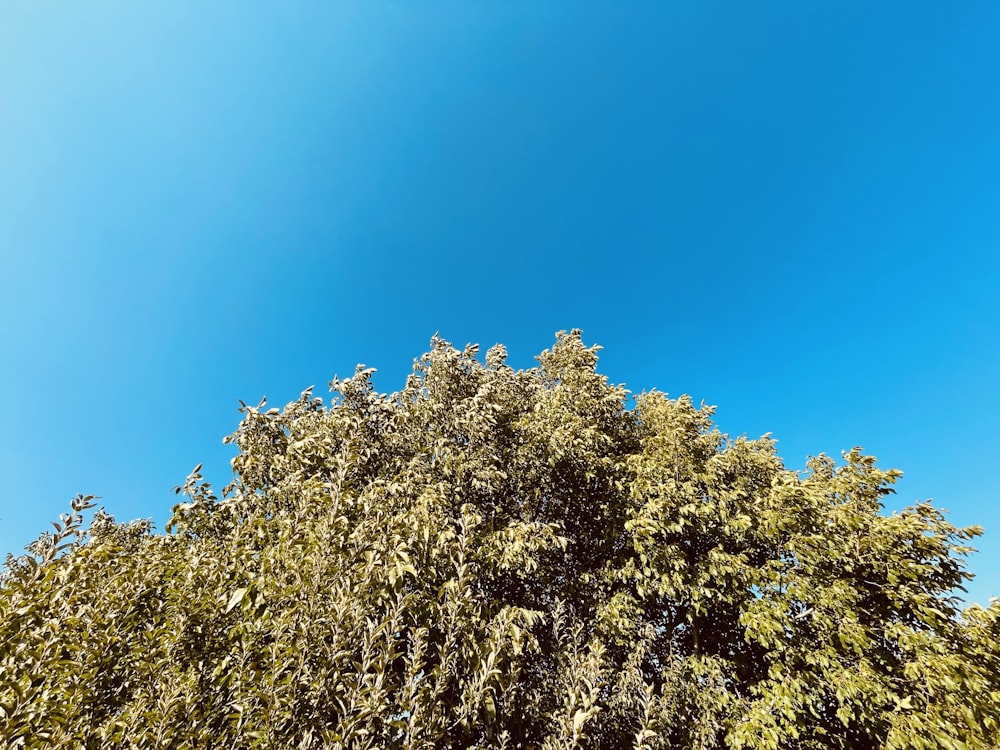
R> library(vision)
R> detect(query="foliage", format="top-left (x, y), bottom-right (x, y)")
top-left (2, 331), bottom-right (997, 749)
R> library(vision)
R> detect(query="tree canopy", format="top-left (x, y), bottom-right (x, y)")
top-left (2, 331), bottom-right (997, 749)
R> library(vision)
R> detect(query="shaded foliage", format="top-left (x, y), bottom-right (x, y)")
top-left (2, 331), bottom-right (997, 748)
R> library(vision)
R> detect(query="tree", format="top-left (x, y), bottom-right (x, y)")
top-left (1, 330), bottom-right (997, 749)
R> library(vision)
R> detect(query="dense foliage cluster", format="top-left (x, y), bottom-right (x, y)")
top-left (2, 331), bottom-right (998, 749)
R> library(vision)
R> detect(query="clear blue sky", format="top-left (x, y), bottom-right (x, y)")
top-left (1, 2), bottom-right (998, 605)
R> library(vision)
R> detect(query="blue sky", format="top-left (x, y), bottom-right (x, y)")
top-left (1, 2), bottom-right (998, 605)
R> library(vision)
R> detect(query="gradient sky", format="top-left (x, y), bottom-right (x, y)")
top-left (1, 2), bottom-right (998, 605)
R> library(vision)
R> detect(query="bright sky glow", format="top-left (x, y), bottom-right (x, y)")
top-left (1, 2), bottom-right (998, 604)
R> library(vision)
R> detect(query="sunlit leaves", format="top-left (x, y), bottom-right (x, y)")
top-left (0, 331), bottom-right (996, 748)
